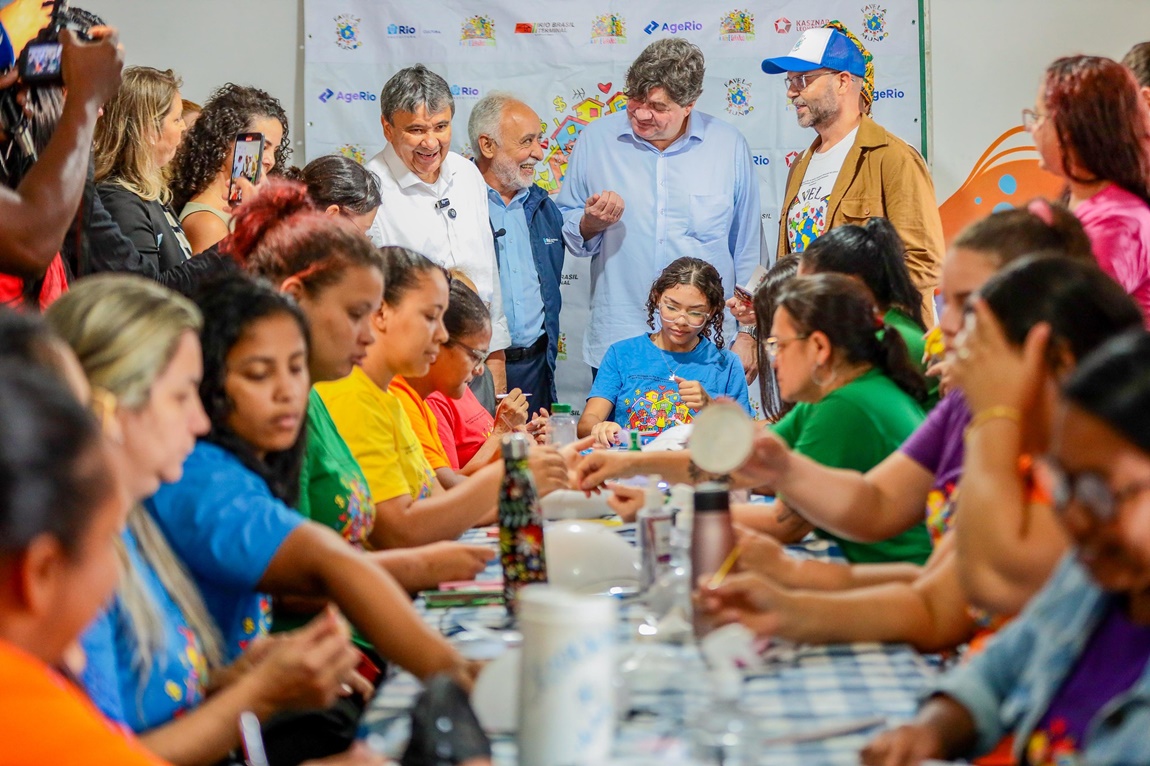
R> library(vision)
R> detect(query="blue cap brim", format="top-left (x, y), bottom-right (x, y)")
top-left (761, 56), bottom-right (824, 75)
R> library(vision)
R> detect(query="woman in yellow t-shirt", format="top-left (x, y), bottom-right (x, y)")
top-left (317, 247), bottom-right (570, 550)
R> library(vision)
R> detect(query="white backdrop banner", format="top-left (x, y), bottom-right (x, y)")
top-left (303, 0), bottom-right (924, 411)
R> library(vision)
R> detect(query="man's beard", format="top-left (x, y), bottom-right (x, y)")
top-left (492, 155), bottom-right (534, 191)
top-left (795, 91), bottom-right (840, 130)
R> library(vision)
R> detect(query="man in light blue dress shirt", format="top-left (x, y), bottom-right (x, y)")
top-left (472, 93), bottom-right (565, 406)
top-left (555, 38), bottom-right (763, 379)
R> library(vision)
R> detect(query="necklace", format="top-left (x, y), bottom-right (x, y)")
top-left (650, 333), bottom-right (700, 381)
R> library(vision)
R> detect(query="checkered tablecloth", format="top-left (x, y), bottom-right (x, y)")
top-left (363, 527), bottom-right (937, 765)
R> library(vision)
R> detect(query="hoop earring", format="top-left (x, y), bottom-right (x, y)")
top-left (810, 362), bottom-right (837, 389)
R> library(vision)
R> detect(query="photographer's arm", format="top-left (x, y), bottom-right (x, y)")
top-left (0, 28), bottom-right (123, 276)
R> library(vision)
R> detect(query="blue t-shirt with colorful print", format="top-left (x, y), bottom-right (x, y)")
top-left (79, 525), bottom-right (209, 732)
top-left (588, 333), bottom-right (751, 433)
top-left (146, 441), bottom-right (304, 662)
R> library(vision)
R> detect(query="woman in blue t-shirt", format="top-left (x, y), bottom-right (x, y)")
top-left (579, 256), bottom-right (752, 446)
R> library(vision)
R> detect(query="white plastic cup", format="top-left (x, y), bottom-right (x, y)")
top-left (517, 585), bottom-right (618, 765)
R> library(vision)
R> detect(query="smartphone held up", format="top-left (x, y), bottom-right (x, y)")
top-left (228, 131), bottom-right (265, 206)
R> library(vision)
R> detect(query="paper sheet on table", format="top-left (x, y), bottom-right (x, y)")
top-left (641, 424), bottom-right (692, 451)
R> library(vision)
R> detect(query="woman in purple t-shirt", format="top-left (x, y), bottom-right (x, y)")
top-left (1024, 55), bottom-right (1150, 325)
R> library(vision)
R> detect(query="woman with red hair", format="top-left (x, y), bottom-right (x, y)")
top-left (1024, 55), bottom-right (1150, 324)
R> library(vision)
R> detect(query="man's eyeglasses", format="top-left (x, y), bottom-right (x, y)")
top-left (784, 70), bottom-right (835, 93)
top-left (762, 334), bottom-right (810, 358)
top-left (658, 301), bottom-right (709, 328)
top-left (1042, 457), bottom-right (1150, 524)
top-left (446, 338), bottom-right (489, 369)
top-left (1021, 108), bottom-right (1046, 132)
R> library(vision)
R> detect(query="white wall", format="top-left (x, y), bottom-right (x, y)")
top-left (83, 0), bottom-right (306, 156)
top-left (81, 0), bottom-right (1150, 198)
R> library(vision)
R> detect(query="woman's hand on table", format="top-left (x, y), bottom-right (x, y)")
top-left (733, 524), bottom-right (801, 587)
top-left (590, 420), bottom-right (623, 448)
top-left (527, 445), bottom-right (571, 496)
top-left (524, 407), bottom-right (549, 444)
top-left (951, 297), bottom-right (1050, 416)
top-left (695, 571), bottom-right (796, 638)
top-left (860, 722), bottom-right (947, 766)
top-left (673, 376), bottom-right (711, 411)
top-left (574, 449), bottom-right (640, 492)
top-left (422, 542), bottom-right (495, 585)
top-left (605, 483), bottom-right (645, 522)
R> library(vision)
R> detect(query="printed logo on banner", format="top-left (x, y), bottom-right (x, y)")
top-left (318, 89), bottom-right (377, 104)
top-left (515, 21), bottom-right (576, 34)
top-left (784, 150), bottom-right (801, 167)
top-left (450, 83), bottom-right (482, 99)
top-left (387, 23), bottom-right (417, 38)
top-left (643, 20), bottom-right (703, 35)
top-left (780, 18), bottom-right (830, 33)
top-left (873, 87), bottom-right (905, 100)
top-left (773, 17), bottom-right (790, 34)
top-left (334, 14), bottom-right (361, 50)
top-left (725, 78), bottom-right (753, 116)
top-left (719, 10), bottom-right (755, 41)
top-left (556, 332), bottom-right (568, 361)
top-left (338, 144), bottom-right (367, 164)
top-left (591, 13), bottom-right (627, 45)
top-left (861, 4), bottom-right (889, 41)
top-left (461, 15), bottom-right (496, 46)
top-left (752, 153), bottom-right (769, 166)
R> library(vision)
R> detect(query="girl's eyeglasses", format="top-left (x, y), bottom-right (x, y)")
top-left (658, 301), bottom-right (709, 328)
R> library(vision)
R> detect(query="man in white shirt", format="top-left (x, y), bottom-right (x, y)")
top-left (365, 64), bottom-right (510, 391)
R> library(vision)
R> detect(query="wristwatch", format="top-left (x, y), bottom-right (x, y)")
top-left (737, 324), bottom-right (758, 340)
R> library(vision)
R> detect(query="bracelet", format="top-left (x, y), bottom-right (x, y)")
top-left (964, 406), bottom-right (1023, 439)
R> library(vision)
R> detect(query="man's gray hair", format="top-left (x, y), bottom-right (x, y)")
top-left (625, 38), bottom-right (705, 106)
top-left (379, 64), bottom-right (455, 122)
top-left (467, 91), bottom-right (520, 149)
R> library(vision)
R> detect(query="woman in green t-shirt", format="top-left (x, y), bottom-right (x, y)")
top-left (796, 217), bottom-right (939, 408)
top-left (752, 273), bottom-right (934, 565)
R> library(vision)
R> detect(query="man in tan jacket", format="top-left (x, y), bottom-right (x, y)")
top-left (761, 25), bottom-right (943, 316)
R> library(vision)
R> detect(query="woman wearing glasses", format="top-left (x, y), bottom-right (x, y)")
top-left (578, 257), bottom-right (752, 447)
top-left (1024, 54), bottom-right (1150, 325)
top-left (863, 329), bottom-right (1150, 766)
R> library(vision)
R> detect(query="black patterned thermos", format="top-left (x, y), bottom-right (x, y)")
top-left (499, 433), bottom-right (547, 616)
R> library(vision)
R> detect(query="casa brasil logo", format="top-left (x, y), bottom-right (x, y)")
top-left (719, 9), bottom-right (754, 41)
top-left (318, 89), bottom-right (377, 105)
top-left (862, 4), bottom-right (890, 42)
top-left (775, 17), bottom-right (830, 34)
top-left (461, 15), bottom-right (496, 47)
top-left (644, 19), bottom-right (702, 35)
top-left (591, 13), bottom-right (626, 45)
top-left (725, 78), bottom-right (753, 116)
top-left (333, 14), bottom-right (361, 50)
top-left (514, 21), bottom-right (575, 34)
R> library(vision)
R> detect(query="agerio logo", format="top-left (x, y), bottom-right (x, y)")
top-left (643, 20), bottom-right (702, 35)
top-left (319, 89), bottom-right (377, 104)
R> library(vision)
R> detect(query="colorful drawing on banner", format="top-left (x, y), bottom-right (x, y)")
top-left (861, 4), bottom-right (889, 42)
top-left (938, 126), bottom-right (1065, 245)
top-left (334, 14), bottom-right (362, 50)
top-left (537, 87), bottom-right (628, 194)
top-left (725, 78), bottom-right (753, 116)
top-left (556, 332), bottom-right (568, 361)
top-left (553, 96), bottom-right (567, 112)
top-left (338, 144), bottom-right (366, 164)
top-left (719, 10), bottom-right (755, 41)
top-left (591, 13), bottom-right (627, 44)
top-left (461, 15), bottom-right (496, 46)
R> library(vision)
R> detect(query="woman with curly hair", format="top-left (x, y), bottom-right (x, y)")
top-left (578, 256), bottom-right (751, 447)
top-left (168, 83), bottom-right (290, 254)
top-left (1025, 55), bottom-right (1150, 323)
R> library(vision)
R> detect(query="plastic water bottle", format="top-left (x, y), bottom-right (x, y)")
top-left (548, 402), bottom-right (577, 447)
top-left (499, 433), bottom-right (547, 616)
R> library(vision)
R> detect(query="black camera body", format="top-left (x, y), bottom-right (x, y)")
top-left (11, 1), bottom-right (100, 87)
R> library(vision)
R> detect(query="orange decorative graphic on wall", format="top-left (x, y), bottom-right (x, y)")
top-left (938, 126), bottom-right (1065, 246)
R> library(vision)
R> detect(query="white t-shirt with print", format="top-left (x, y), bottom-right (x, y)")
top-left (786, 126), bottom-right (859, 253)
